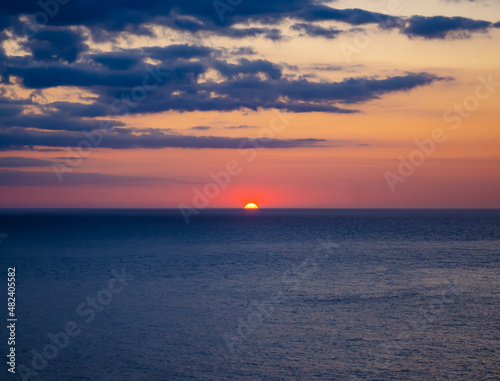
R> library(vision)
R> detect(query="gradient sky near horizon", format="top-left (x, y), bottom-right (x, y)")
top-left (0, 0), bottom-right (499, 208)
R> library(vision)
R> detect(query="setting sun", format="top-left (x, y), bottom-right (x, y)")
top-left (244, 203), bottom-right (259, 209)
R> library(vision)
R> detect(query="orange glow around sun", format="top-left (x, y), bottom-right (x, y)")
top-left (244, 203), bottom-right (259, 209)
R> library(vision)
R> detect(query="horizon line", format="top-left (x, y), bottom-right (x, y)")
top-left (0, 207), bottom-right (499, 211)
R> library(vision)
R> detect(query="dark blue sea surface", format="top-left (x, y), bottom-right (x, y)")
top-left (0, 209), bottom-right (499, 380)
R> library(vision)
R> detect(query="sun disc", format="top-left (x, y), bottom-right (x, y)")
top-left (244, 203), bottom-right (259, 209)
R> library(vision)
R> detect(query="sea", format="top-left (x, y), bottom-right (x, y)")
top-left (0, 209), bottom-right (498, 380)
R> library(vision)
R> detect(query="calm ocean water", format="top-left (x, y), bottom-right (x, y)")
top-left (0, 209), bottom-right (499, 380)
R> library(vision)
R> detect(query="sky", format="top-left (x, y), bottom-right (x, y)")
top-left (0, 0), bottom-right (499, 208)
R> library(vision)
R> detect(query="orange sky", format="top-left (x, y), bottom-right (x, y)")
top-left (0, 1), bottom-right (499, 208)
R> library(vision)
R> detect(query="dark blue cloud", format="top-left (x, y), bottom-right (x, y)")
top-left (0, 157), bottom-right (55, 167)
top-left (0, 128), bottom-right (327, 150)
top-left (4, 59), bottom-right (205, 89)
top-left (0, 169), bottom-right (185, 186)
top-left (89, 72), bottom-right (438, 114)
top-left (0, 0), bottom-right (396, 31)
top-left (167, 72), bottom-right (442, 113)
top-left (21, 28), bottom-right (88, 63)
top-left (291, 23), bottom-right (341, 39)
top-left (90, 44), bottom-right (213, 72)
top-left (93, 52), bottom-right (140, 71)
top-left (1, 57), bottom-right (443, 120)
top-left (0, 111), bottom-right (124, 131)
top-left (0, 0), bottom-right (469, 153)
top-left (0, 0), bottom-right (496, 44)
top-left (0, 97), bottom-right (29, 117)
top-left (402, 16), bottom-right (492, 39)
top-left (293, 6), bottom-right (400, 27)
top-left (143, 44), bottom-right (215, 60)
top-left (213, 58), bottom-right (282, 80)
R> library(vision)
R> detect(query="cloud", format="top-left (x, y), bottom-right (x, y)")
top-left (2, 46), bottom-right (444, 117)
top-left (0, 128), bottom-right (328, 150)
top-left (306, 64), bottom-right (365, 72)
top-left (20, 28), bottom-right (88, 63)
top-left (0, 0), bottom-right (496, 48)
top-left (98, 72), bottom-right (443, 113)
top-left (213, 58), bottom-right (282, 80)
top-left (0, 112), bottom-right (124, 131)
top-left (0, 169), bottom-right (188, 186)
top-left (0, 0), bottom-right (398, 35)
top-left (32, 148), bottom-right (65, 152)
top-left (231, 47), bottom-right (257, 55)
top-left (188, 126), bottom-right (212, 131)
top-left (224, 125), bottom-right (257, 129)
top-left (0, 157), bottom-right (55, 167)
top-left (5, 62), bottom-right (192, 89)
top-left (402, 16), bottom-right (492, 39)
top-left (0, 1), bottom-right (469, 153)
top-left (2, 0), bottom-right (495, 43)
top-left (143, 44), bottom-right (215, 60)
top-left (291, 23), bottom-right (342, 39)
top-left (92, 52), bottom-right (141, 71)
